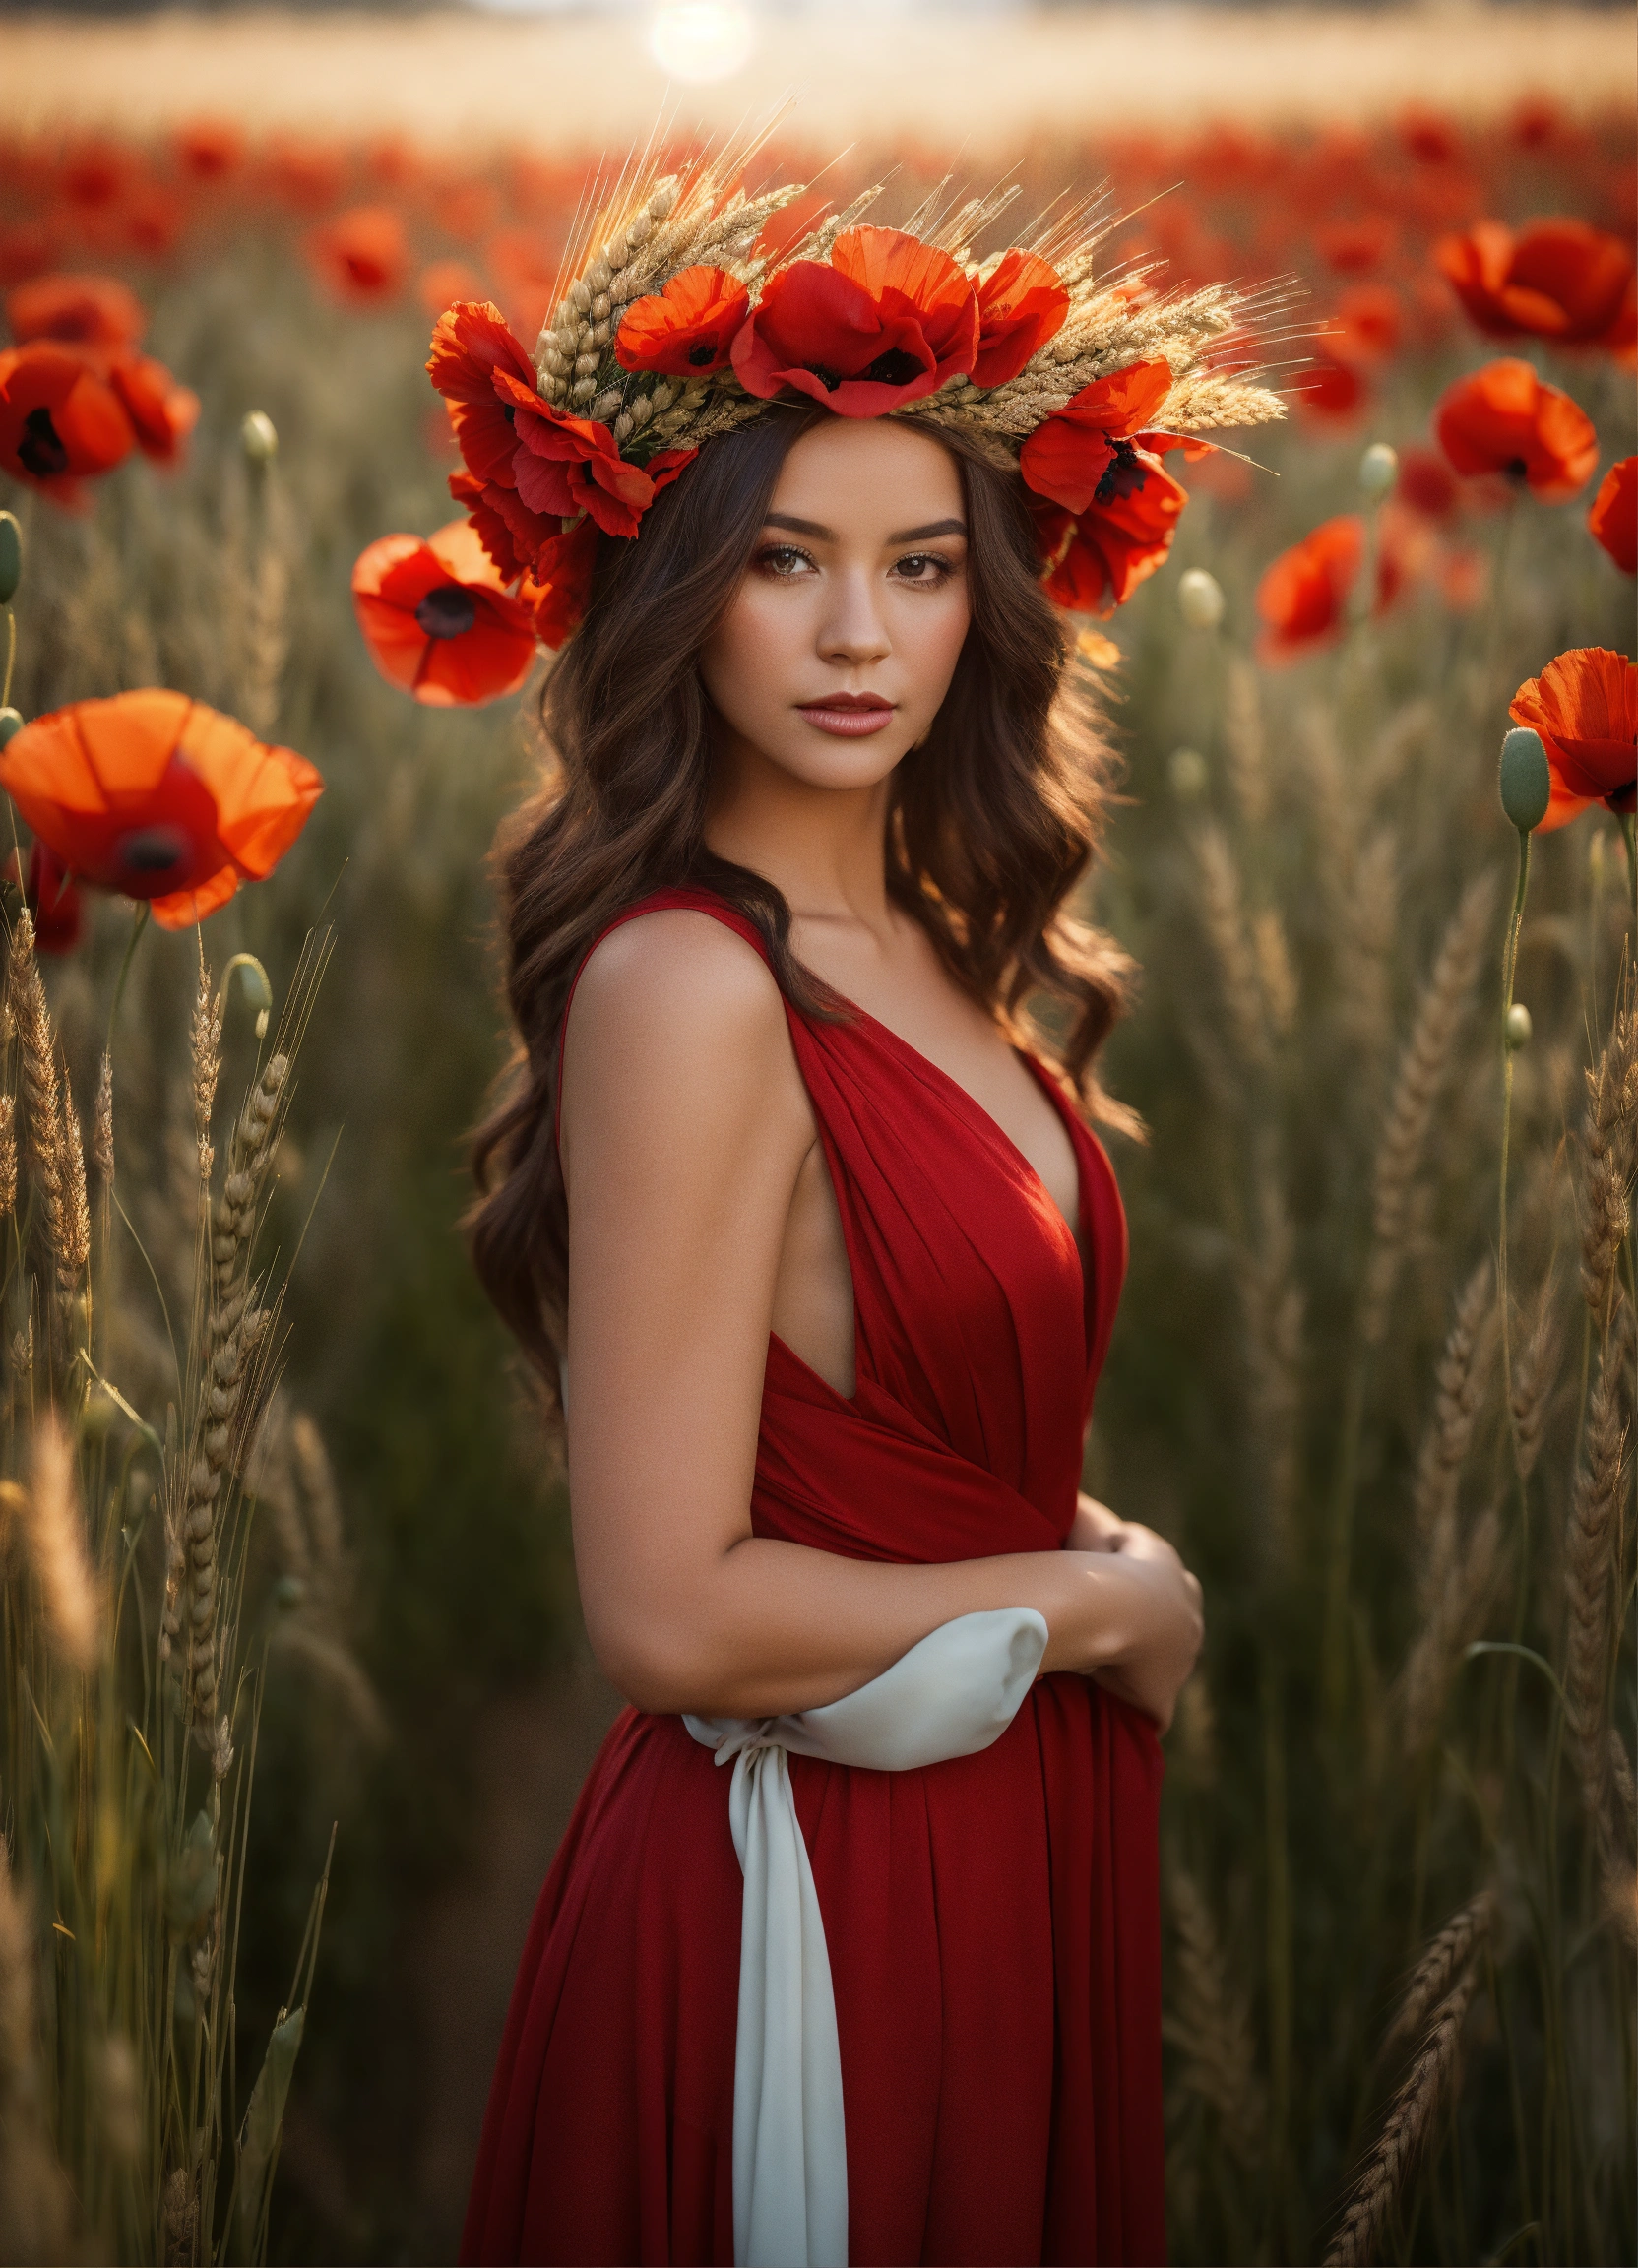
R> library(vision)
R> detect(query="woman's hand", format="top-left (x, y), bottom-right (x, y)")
top-left (1046, 1506), bottom-right (1205, 1733)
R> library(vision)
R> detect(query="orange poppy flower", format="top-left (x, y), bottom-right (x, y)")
top-left (1297, 349), bottom-right (1369, 421)
top-left (1019, 361), bottom-right (1173, 514)
top-left (173, 118), bottom-right (245, 183)
top-left (445, 468), bottom-right (556, 585)
top-left (306, 205), bottom-right (410, 305)
top-left (4, 841), bottom-right (83, 954)
top-left (0, 221), bottom-right (62, 292)
top-left (615, 266), bottom-right (750, 377)
top-left (0, 690), bottom-right (323, 928)
top-left (519, 517), bottom-right (599, 651)
top-left (1509, 649), bottom-right (1637, 829)
top-left (1434, 219), bottom-right (1634, 348)
top-left (971, 250), bottom-right (1069, 387)
top-left (511, 394), bottom-right (694, 541)
top-left (1314, 216), bottom-right (1398, 276)
top-left (109, 355), bottom-right (200, 465)
top-left (1330, 283), bottom-right (1403, 367)
top-left (1589, 457), bottom-right (1636, 575)
top-left (731, 225), bottom-right (978, 416)
top-left (6, 272), bottom-right (146, 361)
top-left (1031, 451), bottom-right (1187, 617)
top-left (1434, 359), bottom-right (1598, 501)
top-left (0, 340), bottom-right (134, 502)
top-left (1253, 512), bottom-right (1411, 665)
top-left (418, 260), bottom-right (487, 320)
top-left (351, 519), bottom-right (538, 706)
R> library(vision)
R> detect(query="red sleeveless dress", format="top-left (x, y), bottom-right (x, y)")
top-left (460, 887), bottom-right (1166, 2268)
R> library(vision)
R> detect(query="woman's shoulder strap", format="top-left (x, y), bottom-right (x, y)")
top-left (553, 887), bottom-right (773, 1150)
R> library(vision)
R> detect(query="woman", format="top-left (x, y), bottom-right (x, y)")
top-left (445, 156), bottom-right (1284, 2266)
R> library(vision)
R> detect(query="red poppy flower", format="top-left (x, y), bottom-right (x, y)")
top-left (1434, 219), bottom-right (1634, 348)
top-left (1434, 358), bottom-right (1598, 500)
top-left (1331, 283), bottom-right (1403, 367)
top-left (173, 118), bottom-right (244, 183)
top-left (109, 355), bottom-right (200, 465)
top-left (511, 396), bottom-right (694, 540)
top-left (263, 138), bottom-right (347, 215)
top-left (352, 519), bottom-right (538, 707)
top-left (1031, 449), bottom-right (1187, 617)
top-left (1297, 350), bottom-right (1369, 421)
top-left (971, 250), bottom-right (1069, 388)
top-left (306, 205), bottom-right (410, 305)
top-left (60, 140), bottom-right (132, 213)
top-left (1397, 443), bottom-right (1462, 523)
top-left (616, 266), bottom-right (750, 376)
top-left (0, 341), bottom-right (134, 501)
top-left (1019, 361), bottom-right (1173, 515)
top-left (485, 228), bottom-right (561, 348)
top-left (1509, 649), bottom-right (1637, 828)
top-left (427, 298), bottom-right (540, 489)
top-left (447, 468), bottom-right (557, 585)
top-left (418, 261), bottom-right (487, 320)
top-left (1253, 513), bottom-right (1412, 664)
top-left (1588, 457), bottom-right (1636, 574)
top-left (0, 222), bottom-right (62, 292)
top-left (731, 226), bottom-right (978, 416)
top-left (0, 690), bottom-right (322, 928)
top-left (4, 841), bottom-right (83, 954)
top-left (1314, 216), bottom-right (1398, 276)
top-left (6, 272), bottom-right (146, 360)
top-left (519, 516), bottom-right (599, 651)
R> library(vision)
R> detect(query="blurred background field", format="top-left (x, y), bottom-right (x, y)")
top-left (0, 5), bottom-right (1633, 2263)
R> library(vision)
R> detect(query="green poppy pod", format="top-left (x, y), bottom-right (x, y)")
top-left (0, 511), bottom-right (20, 607)
top-left (1498, 726), bottom-right (1551, 834)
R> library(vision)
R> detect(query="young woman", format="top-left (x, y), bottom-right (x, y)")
top-left (441, 161), bottom-right (1283, 2267)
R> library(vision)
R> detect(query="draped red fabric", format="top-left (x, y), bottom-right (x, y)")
top-left (461, 887), bottom-right (1167, 2267)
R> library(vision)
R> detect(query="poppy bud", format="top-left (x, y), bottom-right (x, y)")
top-left (240, 410), bottom-right (278, 466)
top-left (1498, 726), bottom-right (1551, 833)
top-left (0, 511), bottom-right (21, 606)
top-left (1504, 1001), bottom-right (1533, 1050)
top-left (1168, 746), bottom-right (1209, 800)
top-left (1358, 442), bottom-right (1399, 501)
top-left (1176, 568), bottom-right (1225, 631)
top-left (0, 708), bottom-right (23, 748)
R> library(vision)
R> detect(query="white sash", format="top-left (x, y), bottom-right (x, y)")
top-left (683, 1607), bottom-right (1049, 2268)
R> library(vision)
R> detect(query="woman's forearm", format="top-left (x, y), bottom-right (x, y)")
top-left (583, 1527), bottom-right (1177, 1720)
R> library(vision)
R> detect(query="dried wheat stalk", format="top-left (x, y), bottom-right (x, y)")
top-left (1241, 1163), bottom-right (1304, 1586)
top-left (1565, 1307), bottom-right (1635, 1937)
top-left (22, 1407), bottom-right (99, 1672)
top-left (0, 1841), bottom-right (76, 2265)
top-left (1224, 655), bottom-right (1267, 831)
top-left (91, 1049), bottom-right (113, 1186)
top-left (1193, 822), bottom-right (1270, 1073)
top-left (1384, 1886), bottom-right (1497, 2049)
top-left (1578, 999), bottom-right (1637, 1329)
top-left (0, 1091), bottom-right (15, 1220)
top-left (1324, 1957), bottom-right (1482, 2267)
top-left (1360, 873), bottom-right (1499, 1349)
top-left (1411, 1259), bottom-right (1496, 1555)
top-left (1163, 1866), bottom-right (1267, 2173)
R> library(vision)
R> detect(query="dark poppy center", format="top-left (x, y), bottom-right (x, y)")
top-left (19, 407), bottom-right (70, 479)
top-left (861, 348), bottom-right (925, 388)
top-left (118, 824), bottom-right (189, 875)
top-left (502, 403), bottom-right (516, 424)
top-left (688, 340), bottom-right (718, 368)
top-left (415, 584), bottom-right (477, 640)
top-left (1094, 437), bottom-right (1149, 506)
top-left (808, 364), bottom-right (844, 392)
top-left (1504, 455), bottom-right (1528, 480)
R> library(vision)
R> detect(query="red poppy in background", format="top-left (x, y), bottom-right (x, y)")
top-left (0, 690), bottom-right (322, 927)
top-left (1031, 451), bottom-right (1187, 616)
top-left (1400, 107), bottom-right (1463, 166)
top-left (0, 222), bottom-right (62, 291)
top-left (60, 139), bottom-right (133, 214)
top-left (1509, 648), bottom-right (1637, 828)
top-left (263, 137), bottom-right (347, 214)
top-left (484, 228), bottom-right (559, 346)
top-left (511, 394), bottom-right (694, 540)
top-left (1297, 349), bottom-right (1369, 421)
top-left (732, 226), bottom-right (978, 415)
top-left (971, 250), bottom-right (1069, 386)
top-left (1253, 512), bottom-right (1414, 664)
top-left (1314, 216), bottom-right (1398, 276)
top-left (1331, 283), bottom-right (1403, 367)
top-left (616, 266), bottom-right (749, 376)
top-left (4, 840), bottom-right (83, 954)
top-left (519, 516), bottom-right (598, 650)
top-left (1019, 360), bottom-right (1173, 513)
top-left (352, 519), bottom-right (539, 706)
top-left (1397, 443), bottom-right (1462, 522)
top-left (306, 205), bottom-right (410, 304)
top-left (110, 355), bottom-right (200, 464)
top-left (1589, 457), bottom-right (1636, 574)
top-left (1435, 219), bottom-right (1634, 350)
top-left (0, 341), bottom-right (134, 502)
top-left (1435, 359), bottom-right (1598, 499)
top-left (6, 272), bottom-right (146, 360)
top-left (417, 261), bottom-right (487, 320)
top-left (173, 118), bottom-right (245, 183)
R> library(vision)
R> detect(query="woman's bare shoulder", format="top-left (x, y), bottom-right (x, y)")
top-left (561, 908), bottom-right (805, 1149)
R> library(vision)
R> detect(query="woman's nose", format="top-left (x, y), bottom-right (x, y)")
top-left (817, 569), bottom-right (891, 667)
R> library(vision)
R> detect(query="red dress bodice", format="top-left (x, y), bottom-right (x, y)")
top-left (462, 887), bottom-right (1166, 2267)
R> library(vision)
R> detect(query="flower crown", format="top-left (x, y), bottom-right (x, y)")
top-left (425, 150), bottom-right (1290, 650)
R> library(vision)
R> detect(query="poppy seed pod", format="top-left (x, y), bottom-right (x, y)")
top-left (0, 709), bottom-right (22, 749)
top-left (240, 410), bottom-right (278, 466)
top-left (0, 509), bottom-right (20, 605)
top-left (1358, 442), bottom-right (1399, 501)
top-left (1504, 1001), bottom-right (1533, 1050)
top-left (1498, 725), bottom-right (1552, 833)
top-left (1177, 568), bottom-right (1225, 630)
top-left (1168, 746), bottom-right (1210, 800)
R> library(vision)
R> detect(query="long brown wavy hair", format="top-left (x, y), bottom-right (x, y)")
top-left (463, 400), bottom-right (1138, 1404)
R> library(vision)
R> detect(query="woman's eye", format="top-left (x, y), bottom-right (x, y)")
top-left (755, 544), bottom-right (813, 579)
top-left (892, 552), bottom-right (957, 585)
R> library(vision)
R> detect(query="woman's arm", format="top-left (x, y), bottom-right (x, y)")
top-left (560, 912), bottom-right (1203, 1724)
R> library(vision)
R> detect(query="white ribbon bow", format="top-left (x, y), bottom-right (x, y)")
top-left (684, 1606), bottom-right (1049, 2268)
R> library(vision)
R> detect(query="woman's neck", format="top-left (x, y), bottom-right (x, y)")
top-left (703, 730), bottom-right (896, 934)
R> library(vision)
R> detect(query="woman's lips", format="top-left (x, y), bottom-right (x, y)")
top-left (796, 696), bottom-right (896, 738)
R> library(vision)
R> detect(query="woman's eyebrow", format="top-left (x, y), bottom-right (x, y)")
top-left (762, 513), bottom-right (969, 542)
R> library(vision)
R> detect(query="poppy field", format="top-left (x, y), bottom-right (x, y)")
top-left (0, 79), bottom-right (1634, 2267)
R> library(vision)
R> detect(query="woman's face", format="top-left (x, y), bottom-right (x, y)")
top-left (698, 415), bottom-right (972, 794)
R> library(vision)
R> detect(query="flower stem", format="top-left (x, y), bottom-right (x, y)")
top-left (1, 606), bottom-right (14, 711)
top-left (105, 902), bottom-right (151, 1061)
top-left (1497, 824), bottom-right (1533, 1768)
